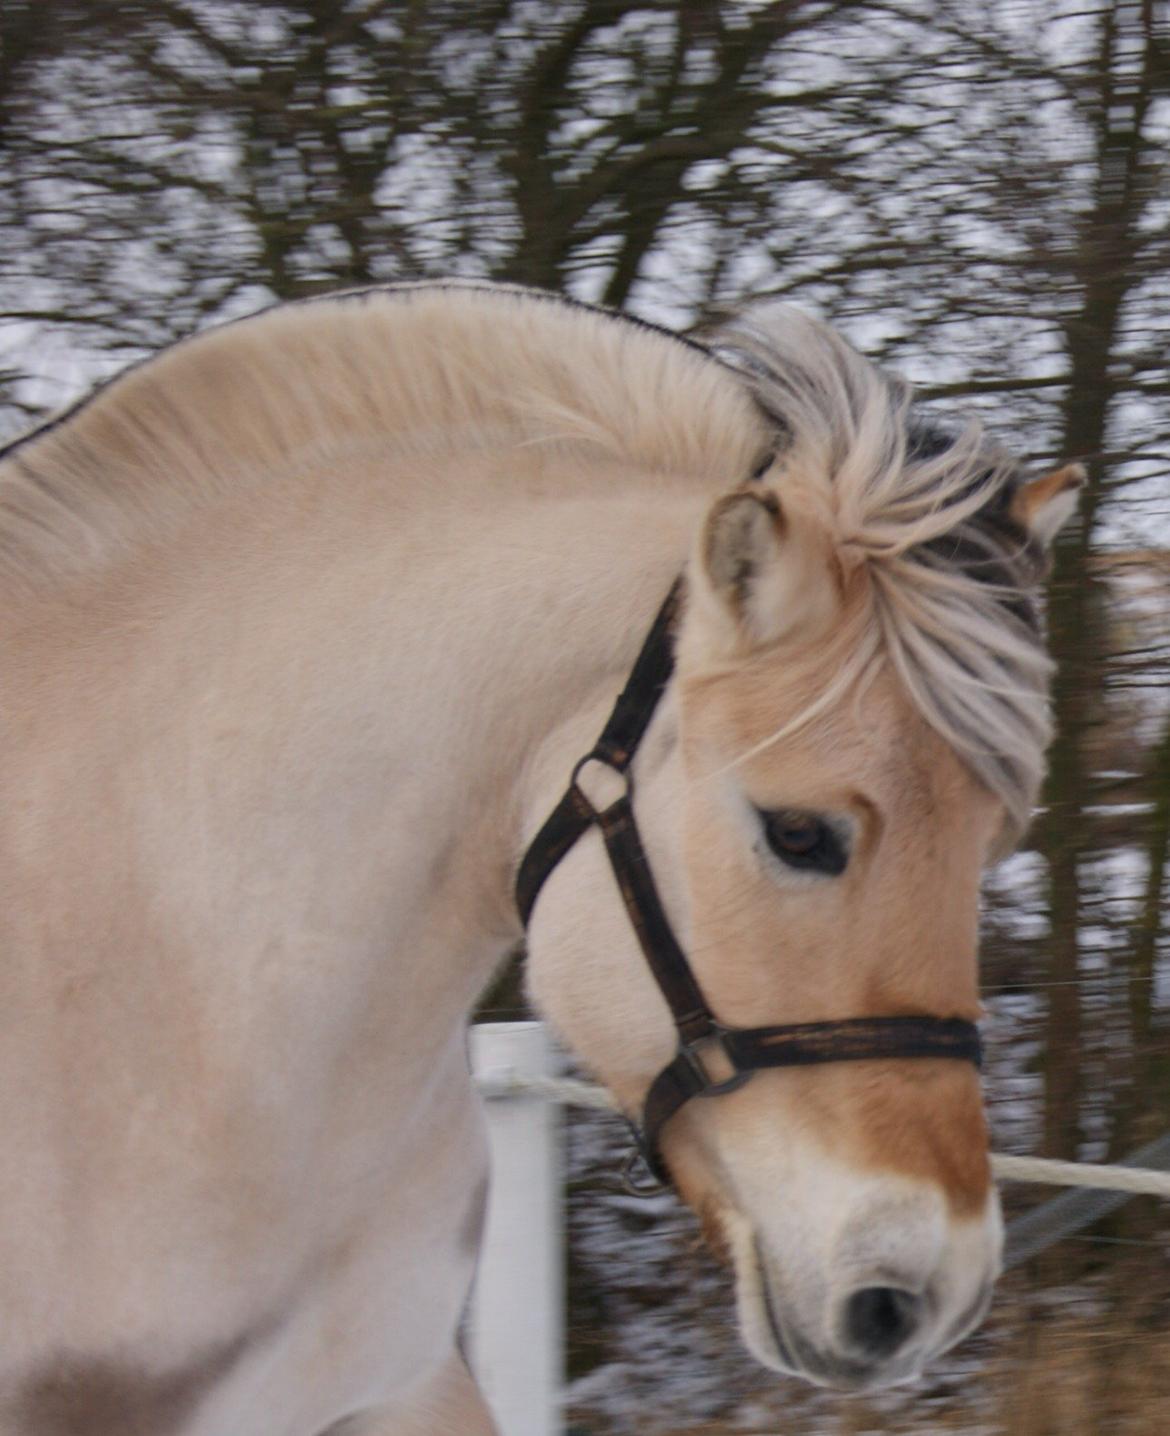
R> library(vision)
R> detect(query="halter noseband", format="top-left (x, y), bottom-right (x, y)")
top-left (515, 579), bottom-right (983, 1186)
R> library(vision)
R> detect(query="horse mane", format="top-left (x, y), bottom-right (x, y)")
top-left (702, 303), bottom-right (1051, 841)
top-left (1, 281), bottom-right (1050, 835)
top-left (0, 281), bottom-right (769, 590)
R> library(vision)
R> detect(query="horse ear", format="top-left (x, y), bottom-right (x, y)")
top-left (688, 487), bottom-right (839, 657)
top-left (1009, 463), bottom-right (1085, 548)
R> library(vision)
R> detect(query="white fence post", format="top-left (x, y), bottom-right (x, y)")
top-left (468, 1022), bottom-right (564, 1436)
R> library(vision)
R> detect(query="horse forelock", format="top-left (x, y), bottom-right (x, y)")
top-left (703, 303), bottom-right (1052, 844)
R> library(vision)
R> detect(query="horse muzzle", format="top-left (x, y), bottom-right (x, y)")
top-left (724, 1180), bottom-right (1003, 1392)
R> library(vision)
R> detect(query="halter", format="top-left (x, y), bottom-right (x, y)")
top-left (515, 579), bottom-right (983, 1186)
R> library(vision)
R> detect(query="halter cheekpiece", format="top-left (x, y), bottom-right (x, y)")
top-left (515, 578), bottom-right (983, 1186)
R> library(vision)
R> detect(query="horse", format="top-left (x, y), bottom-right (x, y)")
top-left (0, 280), bottom-right (1080, 1435)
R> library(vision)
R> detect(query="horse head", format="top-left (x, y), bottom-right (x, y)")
top-left (523, 305), bottom-right (1081, 1391)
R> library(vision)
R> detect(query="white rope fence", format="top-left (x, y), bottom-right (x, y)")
top-left (475, 1066), bottom-right (1170, 1199)
top-left (991, 1150), bottom-right (1170, 1198)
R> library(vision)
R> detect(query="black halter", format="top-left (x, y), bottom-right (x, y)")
top-left (515, 580), bottom-right (983, 1186)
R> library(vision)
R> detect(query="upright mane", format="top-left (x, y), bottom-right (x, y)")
top-left (702, 303), bottom-right (1052, 840)
top-left (0, 282), bottom-right (769, 591)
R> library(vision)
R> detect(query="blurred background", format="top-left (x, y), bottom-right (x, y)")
top-left (2, 2), bottom-right (1168, 1430)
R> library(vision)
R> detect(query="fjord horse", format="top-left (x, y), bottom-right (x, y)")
top-left (0, 283), bottom-right (1079, 1433)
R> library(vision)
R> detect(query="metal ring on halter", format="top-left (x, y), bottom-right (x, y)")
top-left (570, 749), bottom-right (632, 818)
top-left (677, 1024), bottom-right (751, 1098)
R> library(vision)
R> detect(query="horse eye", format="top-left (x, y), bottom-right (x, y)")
top-left (758, 809), bottom-right (848, 876)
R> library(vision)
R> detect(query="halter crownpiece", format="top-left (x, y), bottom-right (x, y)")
top-left (515, 578), bottom-right (983, 1187)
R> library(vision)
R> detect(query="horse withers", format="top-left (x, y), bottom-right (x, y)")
top-left (0, 283), bottom-right (1079, 1433)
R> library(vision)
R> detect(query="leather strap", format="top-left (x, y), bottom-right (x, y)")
top-left (515, 785), bottom-right (594, 928)
top-left (731, 1014), bottom-right (982, 1068)
top-left (638, 1015), bottom-right (982, 1182)
top-left (595, 795), bottom-right (712, 1045)
top-left (515, 579), bottom-right (684, 927)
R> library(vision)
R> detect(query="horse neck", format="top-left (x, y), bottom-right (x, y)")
top-left (26, 464), bottom-right (705, 1043)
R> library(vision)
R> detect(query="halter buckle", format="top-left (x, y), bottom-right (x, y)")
top-left (678, 1024), bottom-right (751, 1097)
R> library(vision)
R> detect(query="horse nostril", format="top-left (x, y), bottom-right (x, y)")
top-left (842, 1286), bottom-right (922, 1359)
